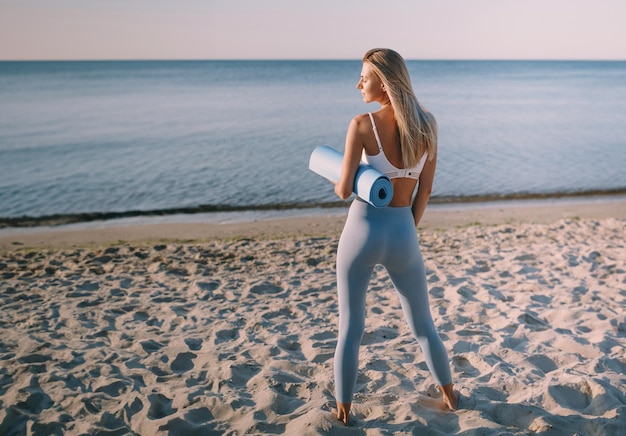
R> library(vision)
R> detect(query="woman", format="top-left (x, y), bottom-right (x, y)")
top-left (333, 48), bottom-right (458, 425)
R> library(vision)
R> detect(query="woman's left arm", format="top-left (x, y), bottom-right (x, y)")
top-left (334, 117), bottom-right (364, 200)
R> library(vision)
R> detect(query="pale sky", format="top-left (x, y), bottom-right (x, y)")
top-left (0, 0), bottom-right (624, 60)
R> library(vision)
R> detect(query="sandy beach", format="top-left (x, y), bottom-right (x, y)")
top-left (1, 198), bottom-right (625, 435)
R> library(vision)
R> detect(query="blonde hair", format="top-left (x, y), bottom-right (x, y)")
top-left (363, 48), bottom-right (437, 166)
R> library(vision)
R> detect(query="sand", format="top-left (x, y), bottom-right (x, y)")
top-left (0, 198), bottom-right (625, 435)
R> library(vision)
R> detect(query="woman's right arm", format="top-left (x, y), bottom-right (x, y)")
top-left (412, 152), bottom-right (436, 227)
top-left (334, 116), bottom-right (364, 200)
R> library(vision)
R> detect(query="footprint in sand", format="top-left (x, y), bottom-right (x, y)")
top-left (171, 352), bottom-right (197, 373)
top-left (94, 380), bottom-right (127, 397)
top-left (76, 281), bottom-right (100, 292)
top-left (140, 340), bottom-right (165, 354)
top-left (548, 382), bottom-right (592, 410)
top-left (492, 403), bottom-right (545, 430)
top-left (147, 393), bottom-right (177, 420)
top-left (452, 355), bottom-right (480, 377)
top-left (15, 391), bottom-right (54, 414)
top-left (518, 312), bottom-right (549, 330)
top-left (526, 354), bottom-right (558, 374)
top-left (248, 282), bottom-right (283, 295)
top-left (158, 408), bottom-right (218, 434)
top-left (18, 353), bottom-right (51, 373)
top-left (124, 397), bottom-right (144, 421)
top-left (17, 353), bottom-right (50, 364)
top-left (215, 328), bottom-right (239, 344)
top-left (184, 338), bottom-right (203, 351)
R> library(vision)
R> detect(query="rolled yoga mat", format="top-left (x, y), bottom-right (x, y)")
top-left (309, 145), bottom-right (393, 208)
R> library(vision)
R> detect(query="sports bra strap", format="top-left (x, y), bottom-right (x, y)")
top-left (368, 112), bottom-right (384, 152)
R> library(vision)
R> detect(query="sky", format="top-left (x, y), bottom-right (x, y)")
top-left (0, 0), bottom-right (624, 61)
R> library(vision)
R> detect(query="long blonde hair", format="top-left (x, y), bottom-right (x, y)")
top-left (363, 48), bottom-right (437, 166)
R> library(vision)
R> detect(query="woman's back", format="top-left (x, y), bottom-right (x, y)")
top-left (359, 109), bottom-right (423, 207)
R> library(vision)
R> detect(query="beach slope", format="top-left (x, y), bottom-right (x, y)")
top-left (1, 200), bottom-right (625, 434)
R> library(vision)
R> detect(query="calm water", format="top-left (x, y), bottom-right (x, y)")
top-left (0, 60), bottom-right (625, 222)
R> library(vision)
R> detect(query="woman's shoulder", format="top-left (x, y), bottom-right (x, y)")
top-left (352, 112), bottom-right (372, 124)
top-left (347, 113), bottom-right (374, 134)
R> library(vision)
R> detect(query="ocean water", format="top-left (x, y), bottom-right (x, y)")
top-left (0, 60), bottom-right (625, 223)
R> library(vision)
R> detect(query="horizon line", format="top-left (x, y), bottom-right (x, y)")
top-left (1, 57), bottom-right (625, 63)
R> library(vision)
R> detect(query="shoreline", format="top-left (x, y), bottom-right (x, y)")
top-left (2, 188), bottom-right (626, 230)
top-left (1, 194), bottom-right (625, 250)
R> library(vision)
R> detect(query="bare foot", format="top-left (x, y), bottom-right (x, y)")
top-left (440, 383), bottom-right (459, 411)
top-left (336, 402), bottom-right (351, 426)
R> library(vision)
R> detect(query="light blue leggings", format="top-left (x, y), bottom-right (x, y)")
top-left (334, 199), bottom-right (451, 404)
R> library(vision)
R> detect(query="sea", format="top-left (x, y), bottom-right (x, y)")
top-left (1, 60), bottom-right (625, 227)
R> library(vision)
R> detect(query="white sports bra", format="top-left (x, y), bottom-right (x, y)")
top-left (361, 112), bottom-right (427, 180)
